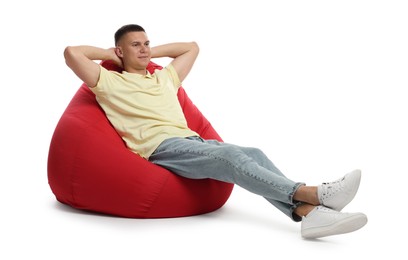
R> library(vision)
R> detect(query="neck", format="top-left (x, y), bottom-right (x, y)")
top-left (124, 66), bottom-right (147, 75)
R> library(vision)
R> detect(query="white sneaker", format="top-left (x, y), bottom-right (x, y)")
top-left (301, 206), bottom-right (367, 239)
top-left (318, 169), bottom-right (361, 211)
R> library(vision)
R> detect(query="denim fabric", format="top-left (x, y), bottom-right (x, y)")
top-left (149, 136), bottom-right (304, 221)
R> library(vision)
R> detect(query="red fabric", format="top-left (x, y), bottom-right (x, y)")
top-left (47, 61), bottom-right (234, 218)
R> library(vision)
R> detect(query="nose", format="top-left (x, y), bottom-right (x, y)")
top-left (140, 45), bottom-right (148, 53)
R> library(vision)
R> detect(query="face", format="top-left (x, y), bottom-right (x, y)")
top-left (116, 31), bottom-right (151, 73)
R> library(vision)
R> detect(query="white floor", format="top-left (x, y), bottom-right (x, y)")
top-left (1, 174), bottom-right (401, 259)
top-left (2, 1), bottom-right (407, 259)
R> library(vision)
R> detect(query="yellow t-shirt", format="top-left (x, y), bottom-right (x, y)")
top-left (91, 64), bottom-right (198, 159)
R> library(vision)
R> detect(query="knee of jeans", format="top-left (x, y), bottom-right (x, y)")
top-left (215, 146), bottom-right (247, 161)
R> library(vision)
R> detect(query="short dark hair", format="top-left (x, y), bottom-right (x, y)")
top-left (114, 24), bottom-right (145, 45)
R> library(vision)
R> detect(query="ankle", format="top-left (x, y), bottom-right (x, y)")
top-left (294, 204), bottom-right (316, 217)
top-left (294, 186), bottom-right (320, 206)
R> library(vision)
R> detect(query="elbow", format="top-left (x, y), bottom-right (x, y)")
top-left (64, 46), bottom-right (75, 61)
top-left (63, 46), bottom-right (72, 65)
top-left (63, 46), bottom-right (78, 68)
top-left (189, 42), bottom-right (199, 57)
top-left (191, 41), bottom-right (199, 54)
top-left (63, 46), bottom-right (72, 59)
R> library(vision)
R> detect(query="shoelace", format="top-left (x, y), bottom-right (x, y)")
top-left (316, 205), bottom-right (334, 212)
top-left (320, 176), bottom-right (346, 200)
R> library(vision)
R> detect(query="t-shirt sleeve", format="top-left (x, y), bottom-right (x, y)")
top-left (91, 66), bottom-right (112, 97)
top-left (164, 64), bottom-right (181, 91)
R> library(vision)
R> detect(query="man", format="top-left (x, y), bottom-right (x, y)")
top-left (64, 24), bottom-right (367, 239)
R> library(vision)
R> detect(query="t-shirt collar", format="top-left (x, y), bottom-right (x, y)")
top-left (122, 70), bottom-right (153, 79)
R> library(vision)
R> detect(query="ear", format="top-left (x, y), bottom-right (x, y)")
top-left (115, 47), bottom-right (123, 58)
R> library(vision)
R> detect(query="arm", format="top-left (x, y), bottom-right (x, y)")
top-left (151, 42), bottom-right (199, 83)
top-left (64, 46), bottom-right (122, 88)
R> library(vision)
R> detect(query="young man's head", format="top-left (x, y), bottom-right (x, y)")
top-left (114, 24), bottom-right (151, 73)
top-left (114, 24), bottom-right (145, 45)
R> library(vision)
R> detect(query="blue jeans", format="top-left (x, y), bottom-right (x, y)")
top-left (149, 136), bottom-right (304, 221)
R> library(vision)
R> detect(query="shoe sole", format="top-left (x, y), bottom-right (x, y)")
top-left (301, 213), bottom-right (368, 239)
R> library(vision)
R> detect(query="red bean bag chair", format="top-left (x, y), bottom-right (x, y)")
top-left (48, 60), bottom-right (234, 218)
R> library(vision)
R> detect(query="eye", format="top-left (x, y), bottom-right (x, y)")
top-left (145, 41), bottom-right (150, 47)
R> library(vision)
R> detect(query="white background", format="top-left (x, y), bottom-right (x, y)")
top-left (1, 0), bottom-right (407, 259)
